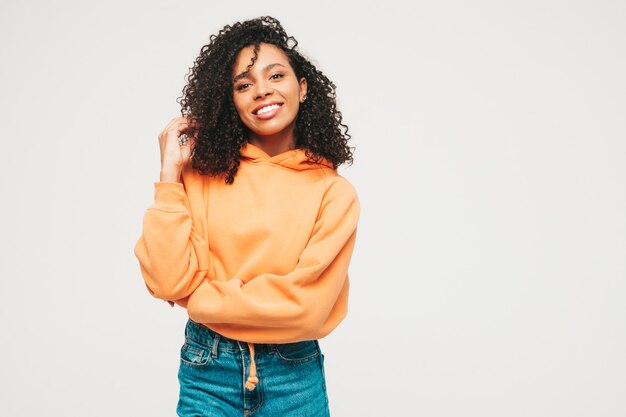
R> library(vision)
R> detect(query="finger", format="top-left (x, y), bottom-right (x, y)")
top-left (163, 116), bottom-right (192, 135)
top-left (169, 120), bottom-right (190, 133)
top-left (175, 127), bottom-right (193, 142)
top-left (179, 143), bottom-right (192, 165)
top-left (163, 117), bottom-right (184, 131)
top-left (178, 134), bottom-right (193, 148)
top-left (183, 116), bottom-right (200, 128)
top-left (161, 124), bottom-right (189, 143)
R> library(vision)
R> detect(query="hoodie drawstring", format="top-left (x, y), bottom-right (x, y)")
top-left (245, 342), bottom-right (258, 391)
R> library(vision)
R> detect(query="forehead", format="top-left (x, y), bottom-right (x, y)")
top-left (232, 43), bottom-right (291, 76)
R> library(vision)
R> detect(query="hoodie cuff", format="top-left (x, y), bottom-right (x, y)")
top-left (151, 181), bottom-right (187, 212)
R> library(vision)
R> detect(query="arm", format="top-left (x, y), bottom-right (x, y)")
top-left (133, 181), bottom-right (209, 300)
top-left (186, 179), bottom-right (360, 338)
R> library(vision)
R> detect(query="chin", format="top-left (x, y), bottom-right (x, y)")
top-left (249, 125), bottom-right (291, 137)
top-left (254, 129), bottom-right (286, 136)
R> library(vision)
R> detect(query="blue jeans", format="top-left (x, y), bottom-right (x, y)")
top-left (177, 318), bottom-right (330, 416)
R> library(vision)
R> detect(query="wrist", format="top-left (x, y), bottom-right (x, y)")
top-left (160, 168), bottom-right (182, 183)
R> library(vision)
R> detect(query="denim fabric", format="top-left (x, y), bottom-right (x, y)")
top-left (177, 318), bottom-right (330, 417)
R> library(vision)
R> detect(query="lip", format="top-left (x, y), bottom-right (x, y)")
top-left (252, 101), bottom-right (283, 115)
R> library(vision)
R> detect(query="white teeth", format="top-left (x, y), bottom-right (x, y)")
top-left (256, 104), bottom-right (280, 115)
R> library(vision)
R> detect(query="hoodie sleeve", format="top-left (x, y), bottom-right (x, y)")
top-left (185, 178), bottom-right (360, 340)
top-left (133, 182), bottom-right (209, 300)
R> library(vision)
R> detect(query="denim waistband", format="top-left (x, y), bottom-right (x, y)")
top-left (184, 318), bottom-right (277, 353)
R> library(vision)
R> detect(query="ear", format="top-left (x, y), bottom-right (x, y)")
top-left (298, 77), bottom-right (308, 103)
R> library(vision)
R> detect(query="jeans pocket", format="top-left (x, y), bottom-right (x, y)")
top-left (180, 337), bottom-right (212, 368)
top-left (274, 340), bottom-right (320, 364)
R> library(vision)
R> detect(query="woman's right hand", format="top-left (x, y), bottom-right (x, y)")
top-left (158, 116), bottom-right (198, 183)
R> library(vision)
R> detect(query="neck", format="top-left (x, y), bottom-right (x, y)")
top-left (249, 127), bottom-right (297, 157)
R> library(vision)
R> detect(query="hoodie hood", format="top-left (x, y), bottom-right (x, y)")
top-left (240, 142), bottom-right (334, 170)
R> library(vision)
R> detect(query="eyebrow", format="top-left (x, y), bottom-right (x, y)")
top-left (233, 63), bottom-right (287, 82)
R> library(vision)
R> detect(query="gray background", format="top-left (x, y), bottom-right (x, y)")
top-left (1, 0), bottom-right (625, 416)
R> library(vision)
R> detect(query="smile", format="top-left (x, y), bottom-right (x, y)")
top-left (253, 103), bottom-right (283, 120)
top-left (254, 103), bottom-right (283, 115)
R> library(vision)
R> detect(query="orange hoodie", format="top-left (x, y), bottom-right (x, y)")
top-left (134, 142), bottom-right (360, 390)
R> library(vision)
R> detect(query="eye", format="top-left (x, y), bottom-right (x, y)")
top-left (270, 73), bottom-right (284, 80)
top-left (235, 83), bottom-right (251, 91)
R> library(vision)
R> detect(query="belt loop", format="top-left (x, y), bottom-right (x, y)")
top-left (211, 333), bottom-right (220, 358)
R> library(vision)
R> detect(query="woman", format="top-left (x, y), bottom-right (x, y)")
top-left (134, 16), bottom-right (360, 417)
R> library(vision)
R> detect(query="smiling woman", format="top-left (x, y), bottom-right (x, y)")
top-left (166, 16), bottom-right (353, 185)
top-left (232, 43), bottom-right (308, 152)
top-left (134, 16), bottom-right (359, 417)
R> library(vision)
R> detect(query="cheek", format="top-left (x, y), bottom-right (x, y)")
top-left (289, 99), bottom-right (301, 117)
top-left (290, 106), bottom-right (300, 120)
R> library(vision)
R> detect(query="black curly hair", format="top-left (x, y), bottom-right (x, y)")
top-left (177, 16), bottom-right (353, 184)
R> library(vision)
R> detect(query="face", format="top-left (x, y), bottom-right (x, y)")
top-left (232, 43), bottom-right (307, 143)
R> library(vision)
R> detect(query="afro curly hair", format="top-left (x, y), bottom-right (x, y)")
top-left (177, 16), bottom-right (353, 184)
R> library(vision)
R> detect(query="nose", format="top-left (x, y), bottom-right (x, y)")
top-left (254, 80), bottom-right (273, 100)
